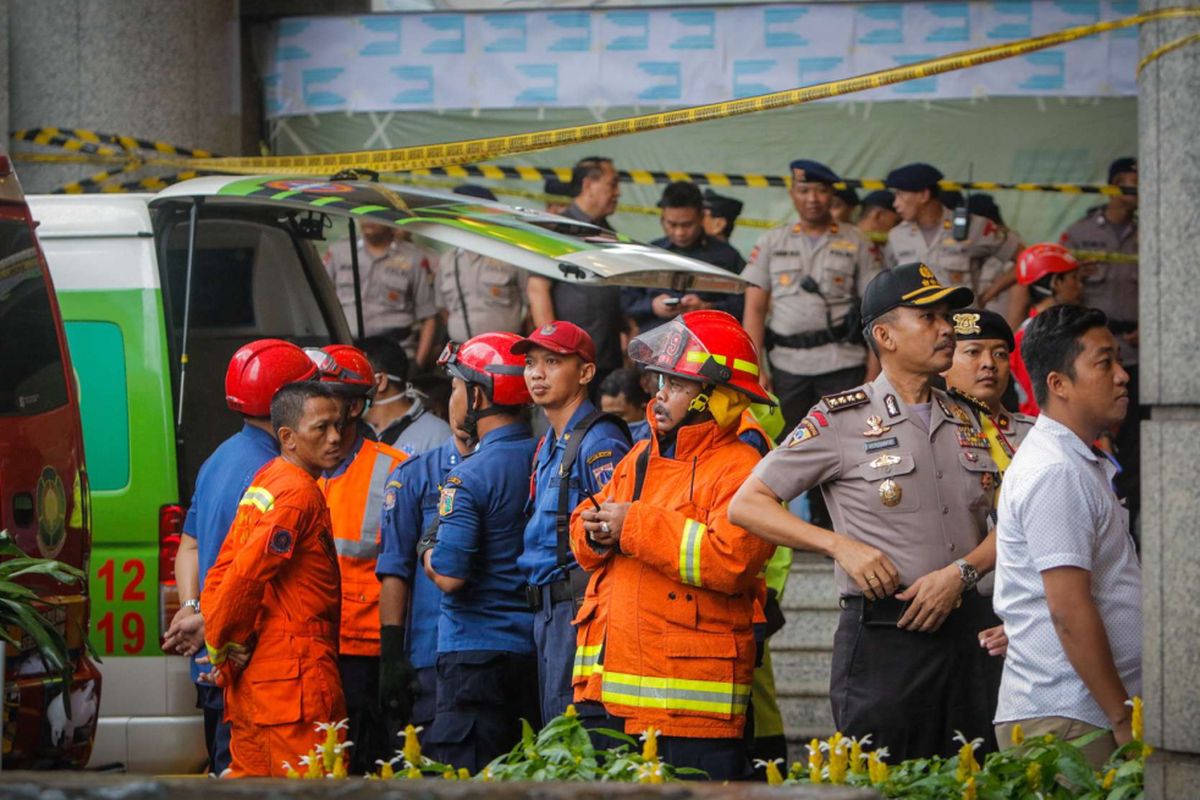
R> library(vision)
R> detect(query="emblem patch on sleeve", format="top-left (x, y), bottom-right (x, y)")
top-left (592, 462), bottom-right (615, 486)
top-left (267, 528), bottom-right (295, 556)
top-left (784, 419), bottom-right (820, 448)
top-left (438, 486), bottom-right (457, 517)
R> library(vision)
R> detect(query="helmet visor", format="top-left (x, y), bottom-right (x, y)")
top-left (304, 347), bottom-right (369, 394)
top-left (628, 318), bottom-right (708, 376)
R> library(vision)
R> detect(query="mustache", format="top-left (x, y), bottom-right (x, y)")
top-left (653, 403), bottom-right (670, 417)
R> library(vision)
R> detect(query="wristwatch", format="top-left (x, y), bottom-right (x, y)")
top-left (183, 598), bottom-right (201, 613)
top-left (954, 558), bottom-right (979, 591)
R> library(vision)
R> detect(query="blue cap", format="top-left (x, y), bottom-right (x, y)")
top-left (789, 160), bottom-right (840, 184)
top-left (1108, 157), bottom-right (1136, 183)
top-left (885, 163), bottom-right (944, 192)
top-left (861, 190), bottom-right (896, 210)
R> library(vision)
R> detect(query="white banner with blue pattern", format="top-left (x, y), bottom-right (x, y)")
top-left (264, 1), bottom-right (1139, 118)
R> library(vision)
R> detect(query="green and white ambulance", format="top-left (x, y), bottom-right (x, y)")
top-left (31, 176), bottom-right (746, 772)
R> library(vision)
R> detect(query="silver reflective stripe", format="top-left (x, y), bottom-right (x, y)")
top-left (345, 450), bottom-right (396, 561)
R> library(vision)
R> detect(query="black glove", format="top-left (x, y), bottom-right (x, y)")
top-left (764, 588), bottom-right (787, 639)
top-left (379, 625), bottom-right (419, 727)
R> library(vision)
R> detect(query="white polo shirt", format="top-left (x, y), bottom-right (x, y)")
top-left (993, 413), bottom-right (1142, 728)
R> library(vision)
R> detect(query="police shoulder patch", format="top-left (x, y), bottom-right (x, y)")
top-left (822, 389), bottom-right (869, 412)
top-left (586, 450), bottom-right (613, 465)
top-left (267, 528), bottom-right (294, 556)
top-left (438, 486), bottom-right (457, 517)
top-left (383, 489), bottom-right (397, 511)
top-left (783, 418), bottom-right (821, 448)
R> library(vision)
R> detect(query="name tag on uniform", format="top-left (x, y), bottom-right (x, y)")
top-left (864, 437), bottom-right (899, 452)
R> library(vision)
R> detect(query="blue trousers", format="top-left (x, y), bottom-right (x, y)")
top-left (533, 592), bottom-right (577, 724)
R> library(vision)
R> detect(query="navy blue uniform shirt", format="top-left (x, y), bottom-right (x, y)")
top-left (520, 401), bottom-right (629, 586)
top-left (430, 422), bottom-right (537, 655)
top-left (622, 235), bottom-right (746, 331)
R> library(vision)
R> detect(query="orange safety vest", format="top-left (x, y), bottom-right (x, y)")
top-left (570, 416), bottom-right (774, 739)
top-left (318, 437), bottom-right (406, 656)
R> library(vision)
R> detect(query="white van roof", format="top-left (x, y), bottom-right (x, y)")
top-left (28, 194), bottom-right (154, 239)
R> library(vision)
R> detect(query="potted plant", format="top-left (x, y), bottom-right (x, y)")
top-left (0, 529), bottom-right (92, 770)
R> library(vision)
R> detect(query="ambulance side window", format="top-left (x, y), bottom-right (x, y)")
top-left (0, 216), bottom-right (68, 416)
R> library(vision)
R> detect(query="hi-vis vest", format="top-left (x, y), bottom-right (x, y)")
top-left (319, 439), bottom-right (406, 656)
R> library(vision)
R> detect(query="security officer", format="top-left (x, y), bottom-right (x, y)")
top-left (729, 262), bottom-right (1002, 762)
top-left (323, 221), bottom-right (439, 367)
top-left (311, 344), bottom-right (407, 774)
top-left (1059, 156), bottom-right (1140, 525)
top-left (702, 189), bottom-right (745, 243)
top-left (742, 159), bottom-right (879, 434)
top-left (164, 339), bottom-right (318, 776)
top-left (376, 411), bottom-right (473, 740)
top-left (435, 186), bottom-right (529, 342)
top-left (512, 321), bottom-right (630, 724)
top-left (359, 335), bottom-right (451, 455)
top-left (571, 310), bottom-right (777, 780)
top-left (831, 186), bottom-right (860, 225)
top-left (527, 157), bottom-right (626, 389)
top-left (624, 181), bottom-right (747, 332)
top-left (420, 332), bottom-right (539, 772)
top-left (202, 381), bottom-right (346, 778)
top-left (884, 163), bottom-right (1020, 313)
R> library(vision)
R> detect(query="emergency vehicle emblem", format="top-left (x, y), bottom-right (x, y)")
top-left (35, 466), bottom-right (67, 559)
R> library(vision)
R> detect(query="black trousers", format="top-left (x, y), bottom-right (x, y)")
top-left (829, 591), bottom-right (1001, 763)
top-left (1113, 364), bottom-right (1141, 543)
top-left (340, 655), bottom-right (391, 776)
top-left (657, 735), bottom-right (752, 782)
top-left (426, 651), bottom-right (540, 774)
top-left (195, 682), bottom-right (231, 776)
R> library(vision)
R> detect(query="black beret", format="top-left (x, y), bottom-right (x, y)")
top-left (967, 193), bottom-right (1004, 226)
top-left (788, 159), bottom-right (840, 184)
top-left (861, 190), bottom-right (896, 210)
top-left (1108, 157), bottom-right (1137, 183)
top-left (885, 162), bottom-right (944, 192)
top-left (951, 308), bottom-right (1014, 351)
top-left (702, 189), bottom-right (743, 221)
top-left (835, 187), bottom-right (860, 208)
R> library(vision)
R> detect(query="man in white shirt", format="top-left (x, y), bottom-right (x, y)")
top-left (993, 304), bottom-right (1141, 767)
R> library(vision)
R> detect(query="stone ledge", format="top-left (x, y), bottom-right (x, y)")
top-left (0, 772), bottom-right (879, 799)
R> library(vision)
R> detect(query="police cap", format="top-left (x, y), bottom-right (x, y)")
top-left (1108, 157), bottom-right (1137, 183)
top-left (950, 308), bottom-right (1014, 351)
top-left (861, 190), bottom-right (895, 211)
top-left (789, 159), bottom-right (840, 184)
top-left (885, 162), bottom-right (944, 192)
top-left (967, 193), bottom-right (1004, 226)
top-left (860, 262), bottom-right (974, 327)
top-left (702, 189), bottom-right (744, 221)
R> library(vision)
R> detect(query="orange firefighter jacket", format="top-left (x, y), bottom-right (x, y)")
top-left (317, 436), bottom-right (406, 656)
top-left (569, 416), bottom-right (774, 739)
top-left (203, 456), bottom-right (346, 777)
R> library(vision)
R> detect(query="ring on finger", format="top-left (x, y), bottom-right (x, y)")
top-left (601, 521), bottom-right (611, 533)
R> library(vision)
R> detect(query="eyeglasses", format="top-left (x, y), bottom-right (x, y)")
top-left (304, 347), bottom-right (366, 384)
top-left (436, 342), bottom-right (459, 368)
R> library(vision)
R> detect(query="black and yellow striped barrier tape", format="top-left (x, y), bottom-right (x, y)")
top-left (11, 127), bottom-right (214, 158)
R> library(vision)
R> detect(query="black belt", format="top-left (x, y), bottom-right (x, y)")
top-left (1107, 319), bottom-right (1137, 335)
top-left (525, 568), bottom-right (588, 611)
top-left (768, 319), bottom-right (852, 350)
top-left (380, 325), bottom-right (412, 341)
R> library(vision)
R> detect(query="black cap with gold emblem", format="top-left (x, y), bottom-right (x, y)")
top-left (860, 262), bottom-right (975, 328)
top-left (950, 308), bottom-right (1014, 350)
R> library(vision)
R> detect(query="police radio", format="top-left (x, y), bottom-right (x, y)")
top-left (952, 163), bottom-right (972, 242)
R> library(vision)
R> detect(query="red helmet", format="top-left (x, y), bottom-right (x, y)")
top-left (1016, 243), bottom-right (1078, 287)
top-left (225, 339), bottom-right (318, 417)
top-left (309, 344), bottom-right (376, 399)
top-left (629, 310), bottom-right (772, 405)
top-left (438, 332), bottom-right (531, 406)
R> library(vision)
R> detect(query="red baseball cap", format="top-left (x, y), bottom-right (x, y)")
top-left (511, 321), bottom-right (596, 364)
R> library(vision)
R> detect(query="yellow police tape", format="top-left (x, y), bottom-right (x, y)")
top-left (164, 7), bottom-right (1197, 175)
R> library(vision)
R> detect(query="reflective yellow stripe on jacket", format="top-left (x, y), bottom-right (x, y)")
top-left (602, 671), bottom-right (751, 716)
top-left (573, 643), bottom-right (603, 681)
top-left (238, 485), bottom-right (275, 514)
top-left (678, 518), bottom-right (705, 587)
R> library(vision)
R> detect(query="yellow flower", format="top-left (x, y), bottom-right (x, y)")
top-left (953, 731), bottom-right (982, 782)
top-left (1010, 723), bottom-right (1025, 746)
top-left (402, 724), bottom-right (424, 768)
top-left (1129, 696), bottom-right (1144, 742)
top-left (1143, 742), bottom-right (1154, 759)
top-left (640, 726), bottom-right (660, 762)
top-left (443, 768), bottom-right (457, 780)
top-left (962, 775), bottom-right (977, 800)
top-left (806, 738), bottom-right (823, 784)
top-left (457, 768), bottom-right (471, 780)
top-left (375, 759), bottom-right (396, 780)
top-left (564, 704), bottom-right (578, 718)
top-left (826, 732), bottom-right (848, 784)
top-left (282, 760), bottom-right (300, 779)
top-left (867, 750), bottom-right (889, 785)
top-left (405, 766), bottom-right (422, 779)
top-left (1026, 761), bottom-right (1041, 791)
top-left (331, 755), bottom-right (348, 779)
top-left (480, 766), bottom-right (494, 782)
top-left (1103, 768), bottom-right (1117, 790)
top-left (849, 735), bottom-right (872, 774)
top-left (302, 750), bottom-right (323, 779)
top-left (754, 758), bottom-right (784, 786)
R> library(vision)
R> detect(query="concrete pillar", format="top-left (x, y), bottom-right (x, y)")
top-left (6, 0), bottom-right (242, 193)
top-left (1138, 1), bottom-right (1200, 796)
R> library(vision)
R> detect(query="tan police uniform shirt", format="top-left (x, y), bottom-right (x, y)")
top-left (742, 221), bottom-right (878, 376)
top-left (435, 249), bottom-right (528, 341)
top-left (884, 207), bottom-right (1020, 300)
top-left (323, 237), bottom-right (438, 347)
top-left (1059, 209), bottom-right (1138, 365)
top-left (752, 371), bottom-right (999, 596)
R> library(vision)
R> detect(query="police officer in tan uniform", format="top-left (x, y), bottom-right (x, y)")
top-left (434, 187), bottom-right (528, 341)
top-left (729, 262), bottom-right (1002, 762)
top-left (742, 159), bottom-right (879, 432)
top-left (884, 163), bottom-right (1020, 313)
top-left (324, 222), bottom-right (439, 367)
top-left (1058, 156), bottom-right (1140, 529)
